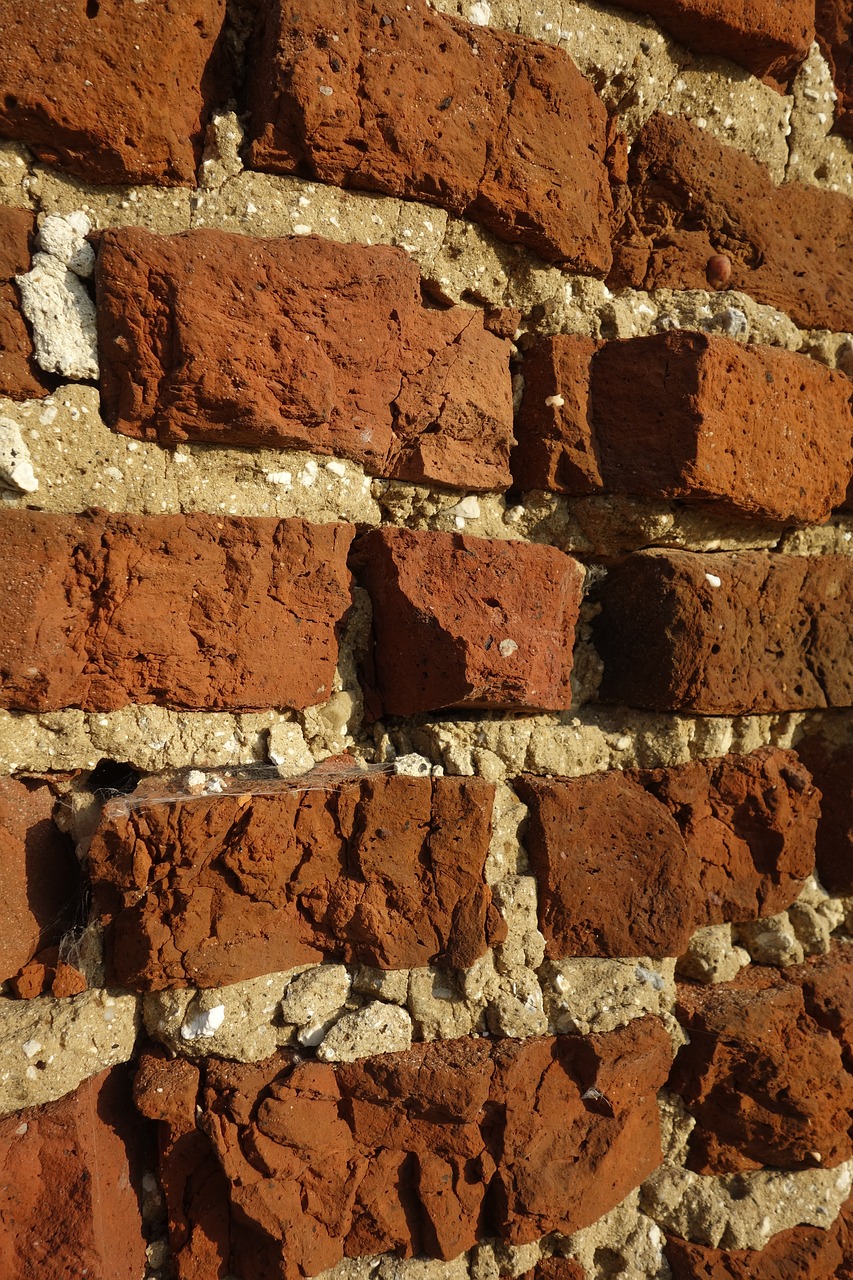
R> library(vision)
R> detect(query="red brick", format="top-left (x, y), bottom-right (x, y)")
top-left (796, 733), bottom-right (853, 894)
top-left (516, 749), bottom-right (817, 958)
top-left (816, 0), bottom-right (853, 138)
top-left (0, 510), bottom-right (353, 713)
top-left (0, 208), bottom-right (48, 400)
top-left (88, 767), bottom-right (500, 989)
top-left (0, 776), bottom-right (80, 984)
top-left (514, 332), bottom-right (853, 524)
top-left (671, 946), bottom-right (853, 1172)
top-left (665, 1194), bottom-right (853, 1279)
top-left (245, 0), bottom-right (615, 270)
top-left (610, 113), bottom-right (853, 331)
top-left (353, 528), bottom-right (584, 716)
top-left (0, 0), bottom-right (226, 185)
top-left (135, 1019), bottom-right (671, 1280)
top-left (0, 1066), bottom-right (150, 1280)
top-left (593, 550), bottom-right (853, 715)
top-left (611, 0), bottom-right (813, 89)
top-left (96, 227), bottom-right (513, 490)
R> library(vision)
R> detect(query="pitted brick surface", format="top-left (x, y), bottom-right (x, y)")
top-left (96, 228), bottom-right (513, 490)
top-left (246, 0), bottom-right (615, 269)
top-left (0, 510), bottom-right (354, 713)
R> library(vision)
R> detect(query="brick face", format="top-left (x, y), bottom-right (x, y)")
top-left (96, 228), bottom-right (513, 490)
top-left (0, 511), bottom-right (354, 713)
top-left (593, 550), bottom-right (853, 715)
top-left (514, 332), bottom-right (853, 524)
top-left (816, 0), bottom-right (853, 138)
top-left (0, 208), bottom-right (48, 400)
top-left (795, 734), bottom-right (853, 894)
top-left (245, 0), bottom-right (615, 269)
top-left (88, 769), bottom-right (500, 989)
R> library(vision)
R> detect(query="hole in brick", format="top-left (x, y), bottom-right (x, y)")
top-left (4, 94), bottom-right (18, 110)
top-left (88, 759), bottom-right (142, 802)
top-left (85, 0), bottom-right (100, 16)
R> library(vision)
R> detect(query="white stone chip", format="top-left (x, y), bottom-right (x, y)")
top-left (179, 1004), bottom-right (226, 1040)
top-left (36, 212), bottom-right (95, 278)
top-left (0, 417), bottom-right (38, 492)
top-left (16, 253), bottom-right (99, 380)
top-left (704, 573), bottom-right (722, 588)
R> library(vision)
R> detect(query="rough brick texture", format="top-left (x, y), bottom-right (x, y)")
top-left (0, 0), bottom-right (226, 185)
top-left (0, 1065), bottom-right (149, 1280)
top-left (135, 1019), bottom-right (671, 1280)
top-left (0, 207), bottom-right (48, 400)
top-left (88, 768), bottom-right (501, 989)
top-left (0, 510), bottom-right (353, 713)
top-left (593, 550), bottom-right (853, 714)
top-left (816, 0), bottom-right (853, 138)
top-left (245, 0), bottom-right (615, 269)
top-left (610, 113), bottom-right (853, 331)
top-left (516, 748), bottom-right (818, 959)
top-left (665, 1195), bottom-right (853, 1279)
top-left (0, 776), bottom-right (79, 984)
top-left (611, 0), bottom-right (813, 89)
top-left (96, 228), bottom-right (513, 490)
top-left (670, 943), bottom-right (853, 1172)
top-left (514, 331), bottom-right (853, 524)
top-left (353, 528), bottom-right (584, 716)
top-left (796, 733), bottom-right (853, 894)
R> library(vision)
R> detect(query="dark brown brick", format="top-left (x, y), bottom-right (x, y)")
top-left (816, 0), bottom-right (853, 138)
top-left (514, 332), bottom-right (853, 524)
top-left (796, 732), bottom-right (853, 894)
top-left (593, 550), bottom-right (853, 715)
top-left (0, 207), bottom-right (48, 400)
top-left (96, 227), bottom-right (513, 490)
top-left (0, 510), bottom-right (354, 713)
top-left (245, 0), bottom-right (615, 270)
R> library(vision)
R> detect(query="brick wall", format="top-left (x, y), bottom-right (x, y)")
top-left (0, 2), bottom-right (852, 1279)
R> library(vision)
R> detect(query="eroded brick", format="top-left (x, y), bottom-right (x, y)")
top-left (96, 227), bottom-right (513, 490)
top-left (816, 0), bottom-right (853, 138)
top-left (796, 733), bottom-right (853, 894)
top-left (593, 550), bottom-right (853, 715)
top-left (0, 510), bottom-right (353, 713)
top-left (135, 1020), bottom-right (671, 1280)
top-left (352, 528), bottom-right (584, 716)
top-left (0, 208), bottom-right (49, 400)
top-left (514, 332), bottom-right (853, 524)
top-left (0, 0), bottom-right (226, 185)
top-left (245, 0), bottom-right (615, 269)
top-left (610, 113), bottom-right (853, 331)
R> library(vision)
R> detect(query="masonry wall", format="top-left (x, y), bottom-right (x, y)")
top-left (0, 2), bottom-right (852, 1279)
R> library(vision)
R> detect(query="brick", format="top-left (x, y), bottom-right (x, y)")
top-left (96, 227), bottom-right (513, 490)
top-left (665, 1195), bottom-right (853, 1279)
top-left (88, 767), bottom-right (500, 989)
top-left (816, 0), bottom-right (853, 139)
top-left (611, 0), bottom-right (813, 90)
top-left (0, 776), bottom-right (80, 984)
top-left (514, 332), bottom-right (853, 524)
top-left (796, 733), bottom-right (853, 894)
top-left (135, 1019), bottom-right (671, 1280)
top-left (0, 510), bottom-right (353, 713)
top-left (245, 0), bottom-right (615, 270)
top-left (0, 1065), bottom-right (150, 1280)
top-left (0, 208), bottom-right (48, 400)
top-left (609, 113), bottom-right (853, 332)
top-left (352, 528), bottom-right (584, 716)
top-left (516, 748), bottom-right (818, 958)
top-left (0, 0), bottom-right (226, 185)
top-left (670, 944), bottom-right (853, 1172)
top-left (593, 550), bottom-right (853, 715)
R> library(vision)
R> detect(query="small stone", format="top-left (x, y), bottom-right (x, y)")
top-left (705, 254), bottom-right (733, 289)
top-left (315, 1000), bottom-right (413, 1062)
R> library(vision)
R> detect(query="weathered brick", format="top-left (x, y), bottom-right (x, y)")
top-left (0, 0), bottom-right (226, 185)
top-left (0, 776), bottom-right (79, 985)
top-left (670, 944), bottom-right (853, 1172)
top-left (796, 733), bottom-right (853, 894)
top-left (0, 207), bottom-right (48, 400)
top-left (0, 510), bottom-right (353, 713)
top-left (245, 0), bottom-right (615, 270)
top-left (593, 550), bottom-right (853, 715)
top-left (88, 767), bottom-right (500, 989)
top-left (816, 0), bottom-right (853, 138)
top-left (0, 1065), bottom-right (150, 1280)
top-left (612, 0), bottom-right (813, 89)
top-left (135, 1019), bottom-right (671, 1280)
top-left (352, 528), bottom-right (584, 716)
top-left (516, 749), bottom-right (818, 958)
top-left (610, 113), bottom-right (853, 331)
top-left (96, 227), bottom-right (513, 490)
top-left (514, 332), bottom-right (853, 524)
